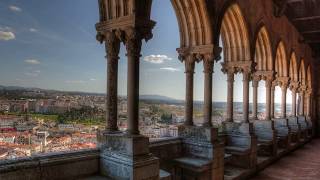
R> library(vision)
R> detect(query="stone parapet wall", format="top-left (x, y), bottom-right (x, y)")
top-left (0, 149), bottom-right (100, 180)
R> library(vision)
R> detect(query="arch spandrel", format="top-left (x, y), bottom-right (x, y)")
top-left (220, 3), bottom-right (251, 63)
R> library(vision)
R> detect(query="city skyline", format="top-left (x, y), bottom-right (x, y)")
top-left (0, 0), bottom-right (292, 103)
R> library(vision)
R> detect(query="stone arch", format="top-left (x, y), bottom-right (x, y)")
top-left (307, 65), bottom-right (312, 88)
top-left (289, 51), bottom-right (298, 82)
top-left (275, 41), bottom-right (288, 78)
top-left (220, 3), bottom-right (250, 62)
top-left (171, 0), bottom-right (213, 48)
top-left (254, 26), bottom-right (273, 71)
top-left (299, 59), bottom-right (306, 86)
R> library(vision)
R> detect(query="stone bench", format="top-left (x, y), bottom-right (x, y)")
top-left (273, 118), bottom-right (291, 149)
top-left (287, 116), bottom-right (301, 143)
top-left (253, 120), bottom-right (277, 156)
top-left (298, 116), bottom-right (309, 140)
top-left (221, 122), bottom-right (257, 169)
top-left (172, 126), bottom-right (224, 180)
top-left (306, 117), bottom-right (314, 137)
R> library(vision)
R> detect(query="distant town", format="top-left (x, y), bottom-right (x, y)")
top-left (0, 85), bottom-right (288, 160)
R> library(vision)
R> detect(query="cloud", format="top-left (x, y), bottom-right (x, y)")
top-left (90, 78), bottom-right (97, 81)
top-left (0, 31), bottom-right (15, 41)
top-left (160, 67), bottom-right (180, 72)
top-left (29, 28), bottom-right (38, 32)
top-left (9, 5), bottom-right (22, 12)
top-left (25, 59), bottom-right (40, 65)
top-left (25, 70), bottom-right (41, 77)
top-left (65, 80), bottom-right (86, 84)
top-left (144, 55), bottom-right (172, 64)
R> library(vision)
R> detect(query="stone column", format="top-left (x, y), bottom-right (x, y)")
top-left (252, 77), bottom-right (259, 120)
top-left (270, 83), bottom-right (275, 118)
top-left (281, 84), bottom-right (287, 118)
top-left (203, 54), bottom-right (214, 127)
top-left (125, 29), bottom-right (142, 135)
top-left (184, 55), bottom-right (196, 126)
top-left (105, 31), bottom-right (120, 132)
top-left (291, 88), bottom-right (297, 116)
top-left (299, 91), bottom-right (305, 116)
top-left (226, 70), bottom-right (235, 122)
top-left (242, 70), bottom-right (250, 123)
top-left (306, 90), bottom-right (311, 117)
top-left (265, 79), bottom-right (272, 120)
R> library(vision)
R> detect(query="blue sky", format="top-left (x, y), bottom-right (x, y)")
top-left (0, 0), bottom-right (290, 103)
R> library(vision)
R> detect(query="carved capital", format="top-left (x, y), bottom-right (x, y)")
top-left (203, 53), bottom-right (214, 73)
top-left (213, 46), bottom-right (223, 62)
top-left (184, 55), bottom-right (196, 74)
top-left (105, 31), bottom-right (121, 60)
top-left (252, 75), bottom-right (260, 87)
top-left (289, 81), bottom-right (300, 91)
top-left (124, 28), bottom-right (143, 58)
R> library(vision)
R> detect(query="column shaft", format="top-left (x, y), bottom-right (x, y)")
top-left (105, 33), bottom-right (120, 132)
top-left (252, 80), bottom-right (259, 120)
top-left (292, 90), bottom-right (297, 116)
top-left (281, 86), bottom-right (287, 118)
top-left (243, 71), bottom-right (250, 123)
top-left (265, 81), bottom-right (272, 120)
top-left (270, 86), bottom-right (275, 118)
top-left (300, 92), bottom-right (305, 116)
top-left (203, 57), bottom-right (214, 127)
top-left (226, 72), bottom-right (234, 122)
top-left (125, 34), bottom-right (142, 135)
top-left (184, 56), bottom-right (195, 126)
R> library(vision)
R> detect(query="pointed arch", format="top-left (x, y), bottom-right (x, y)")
top-left (220, 3), bottom-right (250, 62)
top-left (275, 41), bottom-right (288, 77)
top-left (289, 51), bottom-right (298, 82)
top-left (307, 65), bottom-right (312, 88)
top-left (299, 59), bottom-right (306, 86)
top-left (171, 0), bottom-right (213, 48)
top-left (254, 26), bottom-right (272, 71)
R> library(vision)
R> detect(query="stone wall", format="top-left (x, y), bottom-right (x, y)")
top-left (149, 137), bottom-right (182, 172)
top-left (0, 149), bottom-right (100, 180)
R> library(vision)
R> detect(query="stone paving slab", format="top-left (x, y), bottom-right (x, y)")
top-left (251, 139), bottom-right (320, 180)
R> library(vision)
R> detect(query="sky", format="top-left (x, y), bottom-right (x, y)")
top-left (0, 0), bottom-right (291, 103)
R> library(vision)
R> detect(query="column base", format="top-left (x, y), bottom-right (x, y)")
top-left (99, 132), bottom-right (159, 180)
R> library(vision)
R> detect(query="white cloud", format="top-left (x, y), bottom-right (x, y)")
top-left (90, 78), bottom-right (97, 81)
top-left (9, 5), bottom-right (22, 12)
top-left (65, 80), bottom-right (86, 84)
top-left (144, 54), bottom-right (172, 64)
top-left (0, 31), bottom-right (15, 41)
top-left (25, 59), bottom-right (40, 65)
top-left (160, 67), bottom-right (180, 72)
top-left (29, 28), bottom-right (38, 32)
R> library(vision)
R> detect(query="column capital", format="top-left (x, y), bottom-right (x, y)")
top-left (289, 81), bottom-right (300, 92)
top-left (252, 75), bottom-right (260, 87)
top-left (277, 77), bottom-right (290, 90)
top-left (123, 28), bottom-right (144, 58)
top-left (104, 31), bottom-right (121, 60)
top-left (203, 53), bottom-right (215, 74)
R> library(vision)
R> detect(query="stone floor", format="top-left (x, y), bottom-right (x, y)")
top-left (251, 138), bottom-right (320, 180)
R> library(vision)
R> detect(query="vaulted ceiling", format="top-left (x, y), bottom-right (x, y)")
top-left (285, 0), bottom-right (320, 57)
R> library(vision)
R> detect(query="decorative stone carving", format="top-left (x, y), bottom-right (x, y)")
top-left (203, 53), bottom-right (214, 74)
